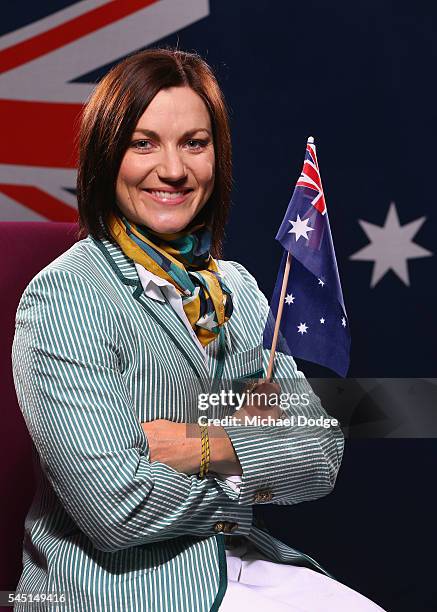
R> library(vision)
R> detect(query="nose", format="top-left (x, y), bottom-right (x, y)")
top-left (156, 147), bottom-right (187, 183)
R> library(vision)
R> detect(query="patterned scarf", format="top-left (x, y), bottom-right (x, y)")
top-left (108, 212), bottom-right (233, 347)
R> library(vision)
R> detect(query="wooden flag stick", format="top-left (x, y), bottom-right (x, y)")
top-left (266, 252), bottom-right (292, 381)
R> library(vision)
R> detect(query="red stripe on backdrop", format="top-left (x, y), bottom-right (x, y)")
top-left (0, 100), bottom-right (82, 168)
top-left (0, 185), bottom-right (78, 221)
top-left (0, 0), bottom-right (159, 74)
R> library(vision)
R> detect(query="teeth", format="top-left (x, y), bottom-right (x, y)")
top-left (149, 190), bottom-right (188, 200)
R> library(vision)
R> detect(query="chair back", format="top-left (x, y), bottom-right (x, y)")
top-left (0, 222), bottom-right (79, 594)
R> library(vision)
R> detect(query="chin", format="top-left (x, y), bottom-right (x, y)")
top-left (141, 220), bottom-right (188, 235)
top-left (145, 212), bottom-right (199, 235)
top-left (156, 224), bottom-right (187, 234)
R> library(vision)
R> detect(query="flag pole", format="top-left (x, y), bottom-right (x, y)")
top-left (266, 252), bottom-right (292, 381)
top-left (265, 136), bottom-right (314, 381)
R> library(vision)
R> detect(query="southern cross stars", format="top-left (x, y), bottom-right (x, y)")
top-left (288, 214), bottom-right (315, 242)
top-left (295, 318), bottom-right (345, 331)
top-left (297, 322), bottom-right (308, 335)
top-left (284, 293), bottom-right (295, 305)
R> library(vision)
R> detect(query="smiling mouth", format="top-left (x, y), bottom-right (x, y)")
top-left (142, 188), bottom-right (193, 202)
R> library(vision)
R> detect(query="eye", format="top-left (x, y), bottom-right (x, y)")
top-left (185, 139), bottom-right (208, 151)
top-left (132, 139), bottom-right (153, 151)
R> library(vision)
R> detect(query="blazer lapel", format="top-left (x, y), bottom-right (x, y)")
top-left (93, 236), bottom-right (211, 383)
top-left (134, 288), bottom-right (211, 383)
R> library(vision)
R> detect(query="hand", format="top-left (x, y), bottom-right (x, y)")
top-left (141, 420), bottom-right (200, 475)
top-left (233, 380), bottom-right (282, 423)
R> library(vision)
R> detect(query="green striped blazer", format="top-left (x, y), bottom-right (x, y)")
top-left (12, 235), bottom-right (344, 612)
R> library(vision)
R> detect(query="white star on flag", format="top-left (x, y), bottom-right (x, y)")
top-left (341, 317), bottom-right (346, 327)
top-left (318, 278), bottom-right (325, 286)
top-left (297, 322), bottom-right (308, 335)
top-left (288, 214), bottom-right (315, 242)
top-left (284, 293), bottom-right (295, 304)
top-left (320, 318), bottom-right (325, 324)
top-left (350, 202), bottom-right (433, 287)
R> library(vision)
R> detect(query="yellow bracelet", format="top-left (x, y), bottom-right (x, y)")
top-left (199, 425), bottom-right (210, 479)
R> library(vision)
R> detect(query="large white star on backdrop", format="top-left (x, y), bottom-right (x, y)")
top-left (350, 202), bottom-right (433, 287)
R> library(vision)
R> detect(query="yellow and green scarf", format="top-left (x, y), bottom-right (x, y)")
top-left (108, 212), bottom-right (233, 347)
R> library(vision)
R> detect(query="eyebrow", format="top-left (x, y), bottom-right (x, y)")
top-left (132, 128), bottom-right (212, 139)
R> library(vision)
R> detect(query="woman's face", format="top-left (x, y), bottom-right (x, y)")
top-left (115, 86), bottom-right (215, 234)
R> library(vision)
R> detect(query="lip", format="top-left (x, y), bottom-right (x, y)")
top-left (141, 188), bottom-right (193, 206)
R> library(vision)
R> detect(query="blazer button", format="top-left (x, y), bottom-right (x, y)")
top-left (253, 489), bottom-right (273, 503)
top-left (213, 522), bottom-right (225, 533)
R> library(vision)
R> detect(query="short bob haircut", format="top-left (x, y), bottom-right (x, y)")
top-left (77, 48), bottom-right (232, 258)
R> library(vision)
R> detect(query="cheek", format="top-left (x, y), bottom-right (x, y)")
top-left (117, 154), bottom-right (146, 187)
top-left (197, 156), bottom-right (215, 191)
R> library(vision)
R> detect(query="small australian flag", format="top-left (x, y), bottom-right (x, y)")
top-left (263, 137), bottom-right (351, 377)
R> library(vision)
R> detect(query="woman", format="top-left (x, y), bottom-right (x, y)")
top-left (12, 48), bottom-right (385, 611)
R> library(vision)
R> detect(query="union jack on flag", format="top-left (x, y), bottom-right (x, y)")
top-left (263, 137), bottom-right (351, 377)
top-left (296, 140), bottom-right (326, 215)
top-left (0, 0), bottom-right (209, 222)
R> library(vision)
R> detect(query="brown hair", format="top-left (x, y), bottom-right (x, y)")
top-left (76, 48), bottom-right (232, 257)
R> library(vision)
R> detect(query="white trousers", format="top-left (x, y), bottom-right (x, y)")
top-left (220, 541), bottom-right (386, 612)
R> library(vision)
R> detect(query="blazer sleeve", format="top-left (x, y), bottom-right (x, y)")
top-left (220, 261), bottom-right (345, 507)
top-left (12, 268), bottom-right (252, 553)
